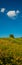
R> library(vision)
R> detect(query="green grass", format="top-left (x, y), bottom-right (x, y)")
top-left (0, 37), bottom-right (22, 65)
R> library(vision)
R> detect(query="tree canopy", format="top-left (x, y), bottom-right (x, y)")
top-left (9, 34), bottom-right (14, 38)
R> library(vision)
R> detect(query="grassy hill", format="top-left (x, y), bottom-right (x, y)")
top-left (0, 37), bottom-right (22, 65)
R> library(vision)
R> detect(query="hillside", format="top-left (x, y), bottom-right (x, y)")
top-left (0, 37), bottom-right (22, 65)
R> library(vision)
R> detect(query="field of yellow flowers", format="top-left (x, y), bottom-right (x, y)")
top-left (0, 37), bottom-right (22, 65)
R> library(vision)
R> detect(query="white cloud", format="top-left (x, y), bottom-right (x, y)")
top-left (16, 10), bottom-right (20, 14)
top-left (7, 10), bottom-right (20, 19)
top-left (1, 8), bottom-right (5, 13)
top-left (7, 11), bottom-right (16, 17)
top-left (0, 8), bottom-right (20, 19)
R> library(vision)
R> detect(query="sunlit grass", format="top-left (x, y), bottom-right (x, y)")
top-left (0, 37), bottom-right (22, 65)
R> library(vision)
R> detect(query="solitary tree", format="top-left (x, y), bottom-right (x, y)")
top-left (9, 34), bottom-right (14, 38)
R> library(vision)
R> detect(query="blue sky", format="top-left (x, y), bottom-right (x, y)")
top-left (0, 0), bottom-right (22, 37)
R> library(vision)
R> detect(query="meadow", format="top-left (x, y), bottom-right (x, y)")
top-left (0, 36), bottom-right (22, 65)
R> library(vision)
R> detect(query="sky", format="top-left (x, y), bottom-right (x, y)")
top-left (0, 0), bottom-right (22, 38)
